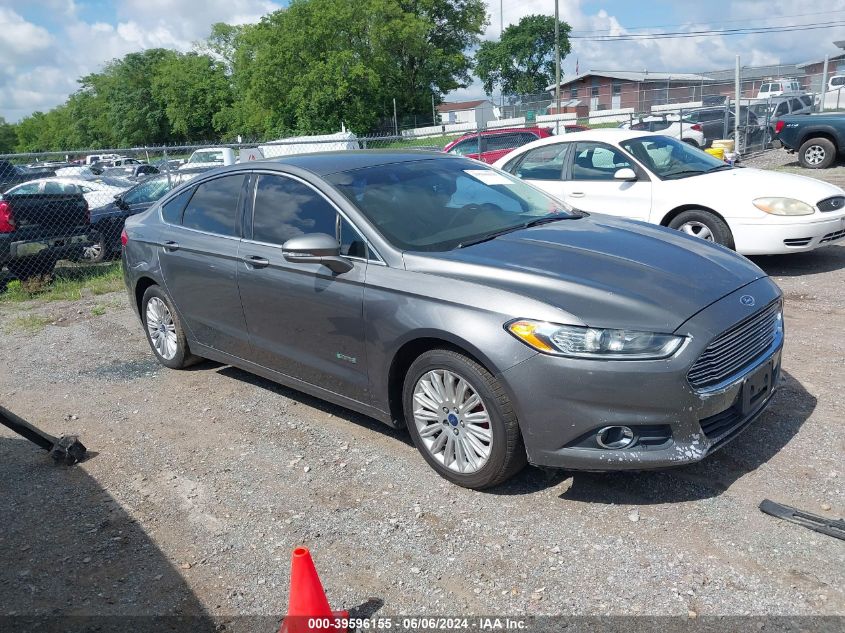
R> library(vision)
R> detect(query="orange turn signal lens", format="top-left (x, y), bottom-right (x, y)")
top-left (507, 320), bottom-right (555, 352)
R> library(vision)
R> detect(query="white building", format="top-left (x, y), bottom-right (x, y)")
top-left (436, 99), bottom-right (496, 127)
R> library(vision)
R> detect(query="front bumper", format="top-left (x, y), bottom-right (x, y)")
top-left (500, 277), bottom-right (783, 471)
top-left (733, 213), bottom-right (845, 255)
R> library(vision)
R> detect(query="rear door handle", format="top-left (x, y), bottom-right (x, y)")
top-left (569, 192), bottom-right (585, 198)
top-left (163, 240), bottom-right (180, 252)
top-left (244, 255), bottom-right (270, 269)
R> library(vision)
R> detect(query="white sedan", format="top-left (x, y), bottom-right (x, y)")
top-left (493, 129), bottom-right (845, 255)
top-left (4, 177), bottom-right (132, 209)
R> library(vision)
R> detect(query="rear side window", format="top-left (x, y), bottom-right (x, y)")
top-left (800, 95), bottom-right (813, 107)
top-left (774, 102), bottom-right (788, 117)
top-left (483, 134), bottom-right (518, 152)
top-left (161, 187), bottom-right (196, 224)
top-left (790, 98), bottom-right (803, 112)
top-left (252, 174), bottom-right (337, 245)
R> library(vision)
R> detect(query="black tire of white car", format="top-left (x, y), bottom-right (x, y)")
top-left (141, 285), bottom-right (201, 370)
top-left (668, 210), bottom-right (735, 250)
top-left (403, 349), bottom-right (527, 489)
top-left (798, 137), bottom-right (836, 169)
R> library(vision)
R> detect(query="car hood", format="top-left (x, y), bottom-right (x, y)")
top-left (402, 214), bottom-right (766, 333)
top-left (694, 167), bottom-right (844, 202)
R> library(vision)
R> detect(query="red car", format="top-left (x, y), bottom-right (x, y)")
top-left (443, 125), bottom-right (589, 164)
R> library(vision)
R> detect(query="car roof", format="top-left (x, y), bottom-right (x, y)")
top-left (232, 150), bottom-right (459, 176)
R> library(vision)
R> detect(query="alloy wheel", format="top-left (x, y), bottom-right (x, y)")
top-left (412, 369), bottom-right (493, 474)
top-left (145, 297), bottom-right (178, 360)
top-left (804, 145), bottom-right (826, 166)
top-left (678, 221), bottom-right (714, 241)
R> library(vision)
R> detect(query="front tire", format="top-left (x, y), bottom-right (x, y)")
top-left (668, 209), bottom-right (735, 249)
top-left (402, 349), bottom-right (526, 489)
top-left (798, 137), bottom-right (836, 169)
top-left (141, 285), bottom-right (200, 369)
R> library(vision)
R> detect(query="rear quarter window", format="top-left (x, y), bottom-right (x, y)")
top-left (161, 187), bottom-right (196, 225)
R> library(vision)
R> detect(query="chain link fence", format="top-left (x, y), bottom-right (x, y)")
top-left (2, 60), bottom-right (842, 294)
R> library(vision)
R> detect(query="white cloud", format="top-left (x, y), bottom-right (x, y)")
top-left (0, 0), bottom-right (282, 122)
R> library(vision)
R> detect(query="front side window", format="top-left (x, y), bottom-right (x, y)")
top-left (181, 175), bottom-right (244, 235)
top-left (326, 158), bottom-right (575, 252)
top-left (620, 135), bottom-right (726, 180)
top-left (339, 217), bottom-right (368, 259)
top-left (571, 143), bottom-right (633, 181)
top-left (513, 143), bottom-right (569, 180)
top-left (252, 174), bottom-right (337, 245)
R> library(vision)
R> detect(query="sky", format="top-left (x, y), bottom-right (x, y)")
top-left (1, 0), bottom-right (845, 122)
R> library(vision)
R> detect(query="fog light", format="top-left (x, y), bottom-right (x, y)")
top-left (596, 426), bottom-right (635, 449)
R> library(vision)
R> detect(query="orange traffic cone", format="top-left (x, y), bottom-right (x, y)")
top-left (279, 547), bottom-right (349, 633)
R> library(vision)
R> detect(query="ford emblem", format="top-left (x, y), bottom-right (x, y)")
top-left (740, 295), bottom-right (755, 307)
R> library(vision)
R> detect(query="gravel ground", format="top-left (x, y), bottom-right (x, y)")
top-left (744, 147), bottom-right (845, 188)
top-left (1, 168), bottom-right (844, 629)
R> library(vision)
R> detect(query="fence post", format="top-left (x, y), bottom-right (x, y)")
top-left (734, 55), bottom-right (741, 151)
top-left (362, 138), bottom-right (368, 150)
top-left (820, 55), bottom-right (829, 113)
top-left (163, 148), bottom-right (171, 188)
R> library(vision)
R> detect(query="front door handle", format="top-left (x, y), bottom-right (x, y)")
top-left (163, 240), bottom-right (180, 252)
top-left (244, 255), bottom-right (270, 269)
top-left (569, 192), bottom-right (586, 198)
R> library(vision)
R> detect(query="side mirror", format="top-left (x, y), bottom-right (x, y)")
top-left (282, 233), bottom-right (353, 274)
top-left (614, 167), bottom-right (637, 181)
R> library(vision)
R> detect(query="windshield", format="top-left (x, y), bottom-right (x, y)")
top-left (620, 135), bottom-right (728, 180)
top-left (326, 158), bottom-right (577, 252)
top-left (189, 151), bottom-right (223, 164)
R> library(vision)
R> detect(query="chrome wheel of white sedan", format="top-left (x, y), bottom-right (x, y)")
top-left (145, 296), bottom-right (178, 360)
top-left (412, 369), bottom-right (493, 474)
top-left (678, 220), bottom-right (714, 241)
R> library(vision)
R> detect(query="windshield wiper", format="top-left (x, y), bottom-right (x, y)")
top-left (662, 169), bottom-right (707, 179)
top-left (458, 213), bottom-right (575, 248)
top-left (707, 164), bottom-right (734, 172)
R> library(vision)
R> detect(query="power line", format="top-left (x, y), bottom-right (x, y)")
top-left (568, 8), bottom-right (845, 35)
top-left (570, 21), bottom-right (845, 41)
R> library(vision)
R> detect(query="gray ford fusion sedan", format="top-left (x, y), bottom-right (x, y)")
top-left (122, 151), bottom-right (783, 489)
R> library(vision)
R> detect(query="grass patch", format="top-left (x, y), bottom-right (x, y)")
top-left (7, 314), bottom-right (53, 334)
top-left (377, 134), bottom-right (461, 150)
top-left (1, 262), bottom-right (124, 303)
top-left (91, 304), bottom-right (107, 316)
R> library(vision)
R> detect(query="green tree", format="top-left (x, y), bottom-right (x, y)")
top-left (0, 117), bottom-right (17, 154)
top-left (232, 0), bottom-right (487, 135)
top-left (475, 14), bottom-right (571, 96)
top-left (195, 22), bottom-right (244, 73)
top-left (152, 52), bottom-right (233, 141)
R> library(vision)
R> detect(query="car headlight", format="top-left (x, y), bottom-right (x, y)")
top-left (753, 197), bottom-right (815, 216)
top-left (506, 320), bottom-right (685, 360)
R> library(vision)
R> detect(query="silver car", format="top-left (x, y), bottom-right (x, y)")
top-left (122, 152), bottom-right (783, 489)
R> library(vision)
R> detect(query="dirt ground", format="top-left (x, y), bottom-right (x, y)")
top-left (1, 160), bottom-right (844, 630)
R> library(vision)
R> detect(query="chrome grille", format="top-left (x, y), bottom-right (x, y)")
top-left (817, 196), bottom-right (845, 212)
top-left (687, 300), bottom-right (782, 390)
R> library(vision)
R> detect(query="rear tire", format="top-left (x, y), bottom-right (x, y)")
top-left (403, 348), bottom-right (526, 489)
top-left (798, 137), bottom-right (836, 169)
top-left (668, 209), bottom-right (735, 249)
top-left (141, 285), bottom-right (200, 369)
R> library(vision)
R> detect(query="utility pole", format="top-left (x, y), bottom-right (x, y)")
top-left (432, 93), bottom-right (436, 125)
top-left (500, 0), bottom-right (505, 111)
top-left (734, 55), bottom-right (740, 150)
top-left (393, 98), bottom-right (398, 136)
top-left (554, 0), bottom-right (561, 131)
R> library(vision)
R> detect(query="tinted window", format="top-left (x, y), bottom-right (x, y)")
top-left (514, 143), bottom-right (568, 180)
top-left (832, 76), bottom-right (845, 87)
top-left (447, 138), bottom-right (478, 156)
top-left (339, 217), bottom-right (368, 259)
top-left (571, 143), bottom-right (633, 181)
top-left (774, 101), bottom-right (788, 117)
top-left (485, 134), bottom-right (520, 152)
top-left (800, 95), bottom-right (813, 107)
top-left (650, 120), bottom-right (671, 131)
top-left (789, 98), bottom-right (803, 112)
top-left (181, 175), bottom-right (244, 235)
top-left (44, 181), bottom-right (77, 194)
top-left (9, 181), bottom-right (41, 195)
top-left (124, 177), bottom-right (172, 205)
top-left (161, 187), bottom-right (196, 224)
top-left (252, 174), bottom-right (336, 245)
top-left (700, 110), bottom-right (724, 122)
